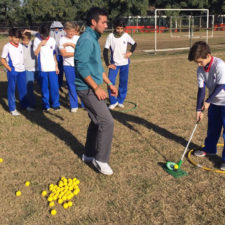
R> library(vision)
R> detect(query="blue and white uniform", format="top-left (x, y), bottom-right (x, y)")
top-left (197, 56), bottom-right (225, 161)
top-left (59, 35), bottom-right (79, 109)
top-left (1, 42), bottom-right (27, 111)
top-left (104, 32), bottom-right (136, 104)
top-left (50, 21), bottom-right (65, 89)
top-left (22, 40), bottom-right (38, 108)
top-left (33, 35), bottom-right (60, 109)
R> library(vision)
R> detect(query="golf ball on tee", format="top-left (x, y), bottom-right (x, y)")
top-left (174, 164), bottom-right (179, 170)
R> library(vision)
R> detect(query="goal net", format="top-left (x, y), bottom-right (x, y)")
top-left (170, 15), bottom-right (214, 39)
top-left (147, 9), bottom-right (210, 53)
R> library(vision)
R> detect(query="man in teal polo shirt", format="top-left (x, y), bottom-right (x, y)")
top-left (75, 7), bottom-right (118, 175)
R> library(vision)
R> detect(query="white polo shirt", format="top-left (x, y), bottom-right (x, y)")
top-left (50, 29), bottom-right (65, 55)
top-left (197, 56), bottom-right (225, 105)
top-left (33, 35), bottom-right (56, 72)
top-left (59, 35), bottom-right (79, 66)
top-left (104, 32), bottom-right (135, 66)
top-left (1, 42), bottom-right (25, 72)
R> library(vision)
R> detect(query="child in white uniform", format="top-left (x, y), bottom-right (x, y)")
top-left (1, 28), bottom-right (28, 116)
top-left (33, 24), bottom-right (60, 111)
top-left (59, 22), bottom-right (80, 112)
top-left (103, 18), bottom-right (137, 110)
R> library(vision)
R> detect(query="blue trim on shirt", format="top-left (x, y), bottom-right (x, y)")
top-left (8, 53), bottom-right (14, 71)
top-left (196, 84), bottom-right (205, 111)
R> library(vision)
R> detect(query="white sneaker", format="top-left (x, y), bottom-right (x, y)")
top-left (82, 154), bottom-right (94, 162)
top-left (11, 110), bottom-right (20, 116)
top-left (220, 163), bottom-right (225, 171)
top-left (26, 107), bottom-right (35, 112)
top-left (92, 159), bottom-right (113, 175)
top-left (71, 108), bottom-right (78, 113)
top-left (108, 102), bottom-right (118, 110)
top-left (118, 103), bottom-right (125, 108)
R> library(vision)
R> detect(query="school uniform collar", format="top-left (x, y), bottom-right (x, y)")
top-left (86, 26), bottom-right (101, 40)
top-left (9, 42), bottom-right (19, 48)
top-left (40, 36), bottom-right (50, 41)
top-left (204, 56), bottom-right (214, 72)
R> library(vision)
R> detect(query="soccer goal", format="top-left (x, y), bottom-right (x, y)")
top-left (169, 14), bottom-right (214, 39)
top-left (152, 9), bottom-right (209, 53)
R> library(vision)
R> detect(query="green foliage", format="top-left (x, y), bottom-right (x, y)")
top-left (22, 0), bottom-right (78, 24)
top-left (2, 0), bottom-right (225, 26)
top-left (0, 0), bottom-right (21, 25)
top-left (107, 0), bottom-right (149, 18)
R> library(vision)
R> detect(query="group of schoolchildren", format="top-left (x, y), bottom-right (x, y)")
top-left (1, 21), bottom-right (81, 115)
top-left (0, 18), bottom-right (137, 116)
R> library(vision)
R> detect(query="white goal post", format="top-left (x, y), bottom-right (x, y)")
top-left (154, 8), bottom-right (209, 53)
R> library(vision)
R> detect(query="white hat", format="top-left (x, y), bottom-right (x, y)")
top-left (50, 21), bottom-right (63, 29)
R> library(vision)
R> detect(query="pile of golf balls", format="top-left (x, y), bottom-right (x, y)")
top-left (42, 177), bottom-right (80, 215)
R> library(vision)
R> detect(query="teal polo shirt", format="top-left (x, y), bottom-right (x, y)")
top-left (74, 26), bottom-right (104, 90)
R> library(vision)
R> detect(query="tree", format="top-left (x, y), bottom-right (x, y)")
top-left (107, 0), bottom-right (149, 19)
top-left (0, 0), bottom-right (21, 25)
top-left (22, 0), bottom-right (78, 25)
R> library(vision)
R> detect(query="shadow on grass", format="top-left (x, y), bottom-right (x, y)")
top-left (111, 110), bottom-right (201, 162)
top-left (0, 81), bottom-right (84, 158)
top-left (0, 80), bottom-right (210, 167)
top-left (206, 155), bottom-right (223, 169)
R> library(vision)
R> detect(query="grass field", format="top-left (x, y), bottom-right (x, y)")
top-left (0, 32), bottom-right (225, 225)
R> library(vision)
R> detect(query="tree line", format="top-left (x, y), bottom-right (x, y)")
top-left (1, 0), bottom-right (225, 26)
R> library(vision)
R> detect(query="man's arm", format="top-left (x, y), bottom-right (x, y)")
top-left (83, 75), bottom-right (107, 100)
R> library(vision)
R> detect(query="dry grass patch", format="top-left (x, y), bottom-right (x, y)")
top-left (0, 35), bottom-right (225, 225)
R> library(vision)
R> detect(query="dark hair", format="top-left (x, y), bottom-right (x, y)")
top-left (8, 28), bottom-right (22, 38)
top-left (113, 18), bottom-right (126, 28)
top-left (188, 41), bottom-right (211, 61)
top-left (86, 7), bottom-right (107, 26)
top-left (38, 24), bottom-right (50, 39)
top-left (22, 32), bottom-right (31, 40)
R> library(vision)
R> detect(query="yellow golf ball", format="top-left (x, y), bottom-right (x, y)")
top-left (16, 191), bottom-right (21, 196)
top-left (49, 201), bottom-right (55, 207)
top-left (63, 203), bottom-right (68, 209)
top-left (42, 190), bottom-right (47, 197)
top-left (62, 195), bottom-right (67, 201)
top-left (48, 197), bottom-right (53, 202)
top-left (25, 181), bottom-right (30, 187)
top-left (68, 201), bottom-right (73, 207)
top-left (174, 164), bottom-right (179, 170)
top-left (51, 209), bottom-right (57, 216)
top-left (0, 158), bottom-right (3, 163)
top-left (58, 198), bottom-right (63, 204)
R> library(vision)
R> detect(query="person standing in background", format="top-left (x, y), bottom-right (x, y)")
top-left (50, 21), bottom-right (65, 92)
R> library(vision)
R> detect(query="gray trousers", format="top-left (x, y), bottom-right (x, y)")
top-left (77, 89), bottom-right (114, 162)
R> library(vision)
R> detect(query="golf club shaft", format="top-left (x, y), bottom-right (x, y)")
top-left (180, 123), bottom-right (198, 161)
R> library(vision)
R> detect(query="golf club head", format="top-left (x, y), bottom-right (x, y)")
top-left (166, 161), bottom-right (177, 171)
